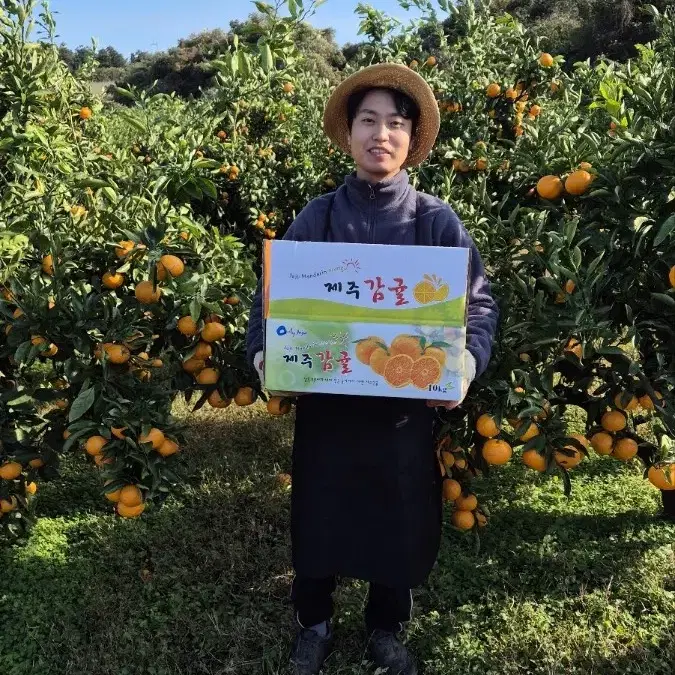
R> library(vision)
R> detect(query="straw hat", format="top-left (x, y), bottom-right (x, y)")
top-left (322, 62), bottom-right (441, 168)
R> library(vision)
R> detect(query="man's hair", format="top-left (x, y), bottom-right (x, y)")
top-left (347, 87), bottom-right (420, 135)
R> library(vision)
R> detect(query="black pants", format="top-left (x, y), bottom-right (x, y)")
top-left (291, 575), bottom-right (413, 634)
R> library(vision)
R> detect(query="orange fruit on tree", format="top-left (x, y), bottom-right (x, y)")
top-left (117, 502), bottom-right (146, 518)
top-left (409, 59), bottom-right (419, 68)
top-left (476, 414), bottom-right (500, 438)
top-left (590, 432), bottom-right (614, 455)
top-left (601, 410), bottom-right (627, 432)
top-left (79, 106), bottom-right (92, 119)
top-left (139, 428), bottom-right (165, 450)
top-left (455, 493), bottom-right (478, 511)
top-left (183, 357), bottom-right (206, 374)
top-left (115, 240), bottom-right (135, 258)
top-left (518, 423), bottom-right (539, 442)
top-left (410, 356), bottom-right (442, 389)
top-left (355, 337), bottom-right (385, 365)
top-left (539, 53), bottom-right (554, 67)
top-left (157, 254), bottom-right (185, 280)
top-left (369, 347), bottom-right (389, 375)
top-left (389, 335), bottom-right (423, 359)
top-left (276, 472), bottom-right (292, 488)
top-left (440, 450), bottom-right (455, 468)
top-left (554, 446), bottom-right (583, 469)
top-left (42, 254), bottom-right (54, 275)
top-left (383, 354), bottom-right (414, 388)
top-left (201, 322), bottom-right (226, 342)
top-left (564, 279), bottom-right (576, 294)
top-left (639, 392), bottom-right (663, 410)
top-left (612, 438), bottom-right (638, 461)
top-left (536, 175), bottom-right (563, 200)
top-left (25, 482), bottom-right (37, 496)
top-left (475, 158), bottom-right (488, 171)
top-left (31, 337), bottom-right (58, 357)
top-left (475, 512), bottom-right (488, 527)
top-left (529, 104), bottom-right (542, 117)
top-left (425, 55), bottom-right (437, 66)
top-left (102, 271), bottom-right (125, 289)
top-left (482, 439), bottom-right (513, 465)
top-left (29, 458), bottom-right (45, 468)
top-left (157, 439), bottom-right (179, 457)
top-left (669, 265), bottom-right (675, 288)
top-left (565, 170), bottom-right (593, 196)
top-left (0, 496), bottom-right (18, 513)
top-left (505, 87), bottom-right (518, 100)
top-left (522, 448), bottom-right (547, 472)
top-left (564, 338), bottom-right (583, 359)
top-left (514, 125), bottom-right (524, 137)
top-left (196, 368), bottom-right (219, 385)
top-left (451, 510), bottom-right (475, 531)
top-left (413, 280), bottom-right (437, 304)
top-left (0, 462), bottom-right (22, 480)
top-left (453, 457), bottom-right (467, 470)
top-left (119, 485), bottom-right (143, 507)
top-left (486, 83), bottom-right (501, 98)
top-left (268, 396), bottom-right (292, 416)
top-left (177, 316), bottom-right (199, 336)
top-left (647, 464), bottom-right (675, 490)
top-left (613, 392), bottom-right (638, 411)
top-left (208, 390), bottom-right (231, 409)
top-left (104, 343), bottom-right (131, 364)
top-left (234, 386), bottom-right (255, 406)
top-left (579, 161), bottom-right (593, 171)
top-left (442, 479), bottom-right (462, 502)
top-left (85, 435), bottom-right (108, 457)
top-left (104, 482), bottom-right (122, 502)
top-left (111, 427), bottom-right (127, 439)
top-left (282, 82), bottom-right (294, 93)
top-left (194, 342), bottom-right (212, 360)
top-left (135, 280), bottom-right (161, 304)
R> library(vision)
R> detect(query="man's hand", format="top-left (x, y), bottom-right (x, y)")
top-left (427, 350), bottom-right (476, 410)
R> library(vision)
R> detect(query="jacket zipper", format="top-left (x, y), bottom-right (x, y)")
top-left (368, 185), bottom-right (375, 243)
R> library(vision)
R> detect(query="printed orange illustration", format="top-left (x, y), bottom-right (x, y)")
top-left (383, 354), bottom-right (415, 388)
top-left (412, 274), bottom-right (449, 304)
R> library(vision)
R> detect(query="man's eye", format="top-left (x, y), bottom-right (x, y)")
top-left (362, 117), bottom-right (373, 123)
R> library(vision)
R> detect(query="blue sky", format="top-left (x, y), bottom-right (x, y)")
top-left (48, 0), bottom-right (424, 56)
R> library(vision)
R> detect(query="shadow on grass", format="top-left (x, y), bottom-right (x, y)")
top-left (4, 406), bottom-right (674, 675)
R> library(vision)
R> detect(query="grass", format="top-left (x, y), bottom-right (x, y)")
top-left (1, 401), bottom-right (674, 675)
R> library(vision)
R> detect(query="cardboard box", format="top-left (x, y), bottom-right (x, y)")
top-left (263, 240), bottom-right (470, 400)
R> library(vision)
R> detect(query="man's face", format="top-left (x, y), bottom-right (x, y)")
top-left (347, 89), bottom-right (413, 183)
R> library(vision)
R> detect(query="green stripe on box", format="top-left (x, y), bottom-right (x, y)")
top-left (268, 297), bottom-right (466, 326)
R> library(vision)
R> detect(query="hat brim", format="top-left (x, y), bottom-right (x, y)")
top-left (322, 63), bottom-right (440, 169)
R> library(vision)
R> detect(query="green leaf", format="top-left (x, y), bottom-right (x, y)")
top-left (654, 214), bottom-right (675, 247)
top-left (260, 44), bottom-right (274, 73)
top-left (651, 293), bottom-right (675, 308)
top-left (69, 387), bottom-right (96, 422)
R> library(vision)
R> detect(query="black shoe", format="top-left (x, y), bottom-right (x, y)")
top-left (367, 629), bottom-right (418, 675)
top-left (289, 626), bottom-right (334, 674)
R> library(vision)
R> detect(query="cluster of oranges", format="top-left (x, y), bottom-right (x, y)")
top-left (253, 211), bottom-right (277, 239)
top-left (355, 335), bottom-right (446, 390)
top-left (536, 164), bottom-right (595, 200)
top-left (589, 391), bottom-right (664, 463)
top-left (0, 461), bottom-right (38, 518)
top-left (219, 164), bottom-right (240, 182)
top-left (437, 439), bottom-right (488, 531)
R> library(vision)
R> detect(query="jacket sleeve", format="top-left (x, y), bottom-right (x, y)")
top-left (245, 203), bottom-right (317, 368)
top-left (439, 207), bottom-right (499, 377)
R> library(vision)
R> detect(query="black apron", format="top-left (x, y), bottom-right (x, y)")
top-left (290, 193), bottom-right (443, 588)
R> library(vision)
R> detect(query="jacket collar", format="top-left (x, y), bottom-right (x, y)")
top-left (344, 169), bottom-right (411, 213)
